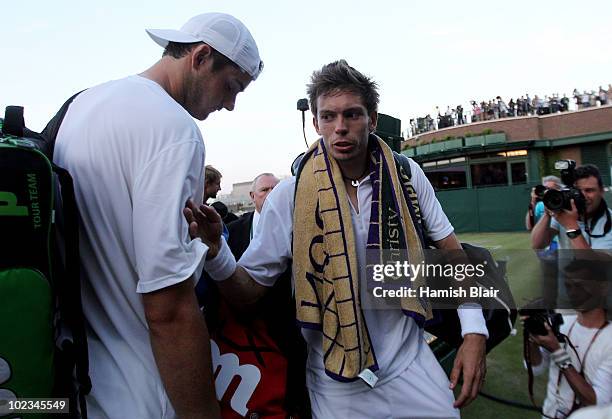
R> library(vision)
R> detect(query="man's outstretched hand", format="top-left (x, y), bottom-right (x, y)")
top-left (183, 200), bottom-right (223, 259)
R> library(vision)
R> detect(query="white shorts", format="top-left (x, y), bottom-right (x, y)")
top-left (308, 338), bottom-right (459, 419)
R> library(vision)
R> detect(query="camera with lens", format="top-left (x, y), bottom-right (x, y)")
top-left (519, 306), bottom-right (564, 339)
top-left (542, 160), bottom-right (586, 213)
top-left (533, 184), bottom-right (547, 201)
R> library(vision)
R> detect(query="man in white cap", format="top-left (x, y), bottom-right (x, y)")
top-left (54, 12), bottom-right (262, 419)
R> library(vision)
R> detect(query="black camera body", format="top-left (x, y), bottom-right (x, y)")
top-left (519, 307), bottom-right (564, 340)
top-left (542, 160), bottom-right (586, 213)
top-left (534, 184), bottom-right (547, 201)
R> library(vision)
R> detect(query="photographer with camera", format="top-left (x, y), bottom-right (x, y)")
top-left (532, 162), bottom-right (612, 252)
top-left (523, 259), bottom-right (612, 418)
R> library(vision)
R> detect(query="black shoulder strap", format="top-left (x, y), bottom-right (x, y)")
top-left (393, 151), bottom-right (412, 179)
top-left (2, 106), bottom-right (26, 137)
top-left (53, 165), bottom-right (91, 418)
top-left (41, 90), bottom-right (85, 157)
top-left (47, 90), bottom-right (90, 418)
top-left (292, 145), bottom-right (318, 196)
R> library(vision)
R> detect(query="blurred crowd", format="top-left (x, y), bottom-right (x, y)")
top-left (407, 84), bottom-right (612, 137)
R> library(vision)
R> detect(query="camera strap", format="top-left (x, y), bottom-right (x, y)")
top-left (585, 201), bottom-right (611, 238)
top-left (523, 330), bottom-right (539, 408)
top-left (524, 332), bottom-right (557, 419)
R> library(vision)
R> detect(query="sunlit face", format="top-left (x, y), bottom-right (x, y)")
top-left (184, 53), bottom-right (252, 121)
top-left (313, 91), bottom-right (377, 167)
top-left (205, 178), bottom-right (221, 200)
top-left (250, 175), bottom-right (279, 213)
top-left (575, 176), bottom-right (604, 216)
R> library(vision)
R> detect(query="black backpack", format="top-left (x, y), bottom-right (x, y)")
top-left (0, 96), bottom-right (91, 418)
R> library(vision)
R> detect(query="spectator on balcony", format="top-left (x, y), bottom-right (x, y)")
top-left (573, 88), bottom-right (582, 109)
top-left (533, 95), bottom-right (542, 115)
top-left (581, 91), bottom-right (591, 108)
top-left (598, 86), bottom-right (608, 106)
top-left (484, 100), bottom-right (493, 120)
top-left (561, 94), bottom-right (570, 112)
top-left (456, 104), bottom-right (464, 125)
top-left (426, 114), bottom-right (434, 131)
top-left (497, 96), bottom-right (508, 118)
top-left (589, 91), bottom-right (597, 107)
top-left (471, 101), bottom-right (481, 122)
top-left (526, 94), bottom-right (533, 115)
top-left (507, 98), bottom-right (515, 117)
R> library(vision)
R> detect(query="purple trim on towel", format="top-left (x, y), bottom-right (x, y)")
top-left (319, 139), bottom-right (365, 369)
top-left (402, 309), bottom-right (426, 327)
top-left (297, 319), bottom-right (323, 331)
top-left (324, 363), bottom-right (381, 383)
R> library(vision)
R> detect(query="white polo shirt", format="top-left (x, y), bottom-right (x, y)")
top-left (55, 75), bottom-right (208, 419)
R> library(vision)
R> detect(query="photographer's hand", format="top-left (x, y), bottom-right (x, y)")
top-left (549, 199), bottom-right (580, 231)
top-left (530, 187), bottom-right (537, 205)
top-left (529, 322), bottom-right (561, 352)
top-left (549, 200), bottom-right (591, 249)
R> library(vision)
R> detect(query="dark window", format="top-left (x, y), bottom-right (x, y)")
top-left (471, 162), bottom-right (508, 187)
top-left (424, 166), bottom-right (468, 190)
top-left (511, 162), bottom-right (527, 184)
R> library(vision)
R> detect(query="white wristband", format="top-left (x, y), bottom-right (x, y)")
top-left (457, 303), bottom-right (489, 339)
top-left (551, 347), bottom-right (570, 366)
top-left (204, 236), bottom-right (236, 281)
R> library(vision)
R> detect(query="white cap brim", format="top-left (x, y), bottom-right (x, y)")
top-left (146, 28), bottom-right (201, 49)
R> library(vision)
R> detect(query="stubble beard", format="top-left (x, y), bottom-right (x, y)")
top-left (183, 72), bottom-right (209, 120)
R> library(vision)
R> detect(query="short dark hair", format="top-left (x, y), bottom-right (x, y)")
top-left (163, 41), bottom-right (239, 73)
top-left (575, 164), bottom-right (604, 189)
top-left (565, 257), bottom-right (608, 280)
top-left (306, 60), bottom-right (379, 117)
top-left (205, 165), bottom-right (222, 184)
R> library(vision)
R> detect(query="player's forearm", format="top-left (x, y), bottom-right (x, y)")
top-left (149, 310), bottom-right (220, 419)
top-left (217, 265), bottom-right (268, 307)
top-left (205, 238), bottom-right (268, 307)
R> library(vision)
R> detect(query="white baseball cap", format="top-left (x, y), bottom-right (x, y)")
top-left (146, 13), bottom-right (263, 80)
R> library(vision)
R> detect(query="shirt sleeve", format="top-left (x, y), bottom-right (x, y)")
top-left (407, 158), bottom-right (454, 242)
top-left (550, 216), bottom-right (560, 232)
top-left (132, 140), bottom-right (208, 293)
top-left (534, 201), bottom-right (545, 224)
top-left (238, 178), bottom-right (295, 287)
top-left (522, 347), bottom-right (550, 376)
